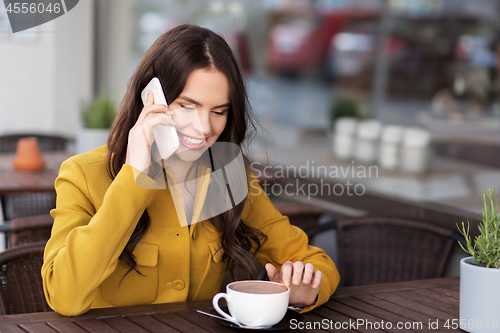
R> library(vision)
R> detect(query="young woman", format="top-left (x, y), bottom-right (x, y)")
top-left (42, 24), bottom-right (340, 316)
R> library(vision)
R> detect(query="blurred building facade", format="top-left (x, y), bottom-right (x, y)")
top-left (1, 0), bottom-right (500, 143)
top-left (0, 0), bottom-right (94, 136)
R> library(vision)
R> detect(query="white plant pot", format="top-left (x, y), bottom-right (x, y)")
top-left (354, 139), bottom-right (377, 164)
top-left (460, 257), bottom-right (500, 332)
top-left (400, 147), bottom-right (429, 173)
top-left (379, 144), bottom-right (399, 170)
top-left (333, 134), bottom-right (354, 160)
top-left (76, 128), bottom-right (109, 155)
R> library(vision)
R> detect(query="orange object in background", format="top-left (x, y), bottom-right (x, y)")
top-left (12, 137), bottom-right (46, 171)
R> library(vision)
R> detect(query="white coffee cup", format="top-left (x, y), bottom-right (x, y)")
top-left (212, 280), bottom-right (290, 327)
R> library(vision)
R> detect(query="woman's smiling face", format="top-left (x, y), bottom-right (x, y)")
top-left (168, 68), bottom-right (230, 161)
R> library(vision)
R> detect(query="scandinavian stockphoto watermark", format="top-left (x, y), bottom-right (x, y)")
top-left (290, 318), bottom-right (500, 331)
top-left (3, 0), bottom-right (79, 33)
top-left (290, 318), bottom-right (426, 331)
top-left (250, 160), bottom-right (378, 199)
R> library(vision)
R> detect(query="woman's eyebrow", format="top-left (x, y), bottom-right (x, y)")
top-left (178, 96), bottom-right (201, 106)
top-left (178, 95), bottom-right (230, 109)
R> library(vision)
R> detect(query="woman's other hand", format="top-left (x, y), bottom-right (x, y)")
top-left (265, 261), bottom-right (322, 307)
top-left (125, 91), bottom-right (175, 175)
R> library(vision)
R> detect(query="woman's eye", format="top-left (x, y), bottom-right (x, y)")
top-left (212, 110), bottom-right (227, 116)
top-left (180, 104), bottom-right (196, 111)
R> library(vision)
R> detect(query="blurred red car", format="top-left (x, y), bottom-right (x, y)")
top-left (267, 8), bottom-right (377, 74)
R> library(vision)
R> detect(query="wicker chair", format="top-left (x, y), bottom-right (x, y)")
top-left (3, 193), bottom-right (56, 221)
top-left (0, 134), bottom-right (69, 153)
top-left (9, 214), bottom-right (54, 247)
top-left (0, 241), bottom-right (51, 314)
top-left (306, 216), bottom-right (455, 287)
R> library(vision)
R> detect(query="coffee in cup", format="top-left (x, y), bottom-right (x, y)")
top-left (212, 280), bottom-right (290, 327)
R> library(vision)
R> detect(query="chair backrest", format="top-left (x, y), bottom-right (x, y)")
top-left (336, 216), bottom-right (454, 287)
top-left (0, 134), bottom-right (69, 153)
top-left (0, 241), bottom-right (51, 314)
top-left (3, 192), bottom-right (56, 221)
top-left (10, 214), bottom-right (54, 247)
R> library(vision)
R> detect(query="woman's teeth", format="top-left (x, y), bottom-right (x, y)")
top-left (179, 133), bottom-right (204, 145)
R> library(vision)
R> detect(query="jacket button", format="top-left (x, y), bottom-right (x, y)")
top-left (173, 279), bottom-right (185, 291)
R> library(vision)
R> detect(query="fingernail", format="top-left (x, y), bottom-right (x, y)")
top-left (284, 279), bottom-right (290, 287)
top-left (293, 278), bottom-right (300, 285)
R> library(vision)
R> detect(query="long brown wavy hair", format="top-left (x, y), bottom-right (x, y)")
top-left (106, 24), bottom-right (267, 279)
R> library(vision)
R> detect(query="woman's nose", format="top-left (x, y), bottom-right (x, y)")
top-left (192, 111), bottom-right (211, 135)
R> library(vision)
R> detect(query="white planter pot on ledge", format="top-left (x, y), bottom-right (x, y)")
top-left (75, 128), bottom-right (109, 155)
top-left (460, 257), bottom-right (500, 332)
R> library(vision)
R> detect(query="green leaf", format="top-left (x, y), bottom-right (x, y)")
top-left (80, 92), bottom-right (117, 129)
top-left (459, 188), bottom-right (500, 268)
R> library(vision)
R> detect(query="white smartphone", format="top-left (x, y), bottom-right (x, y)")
top-left (141, 77), bottom-right (180, 160)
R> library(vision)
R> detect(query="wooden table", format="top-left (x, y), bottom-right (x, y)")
top-left (0, 152), bottom-right (70, 196)
top-left (0, 277), bottom-right (462, 333)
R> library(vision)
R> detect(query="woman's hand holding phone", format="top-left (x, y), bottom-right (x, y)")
top-left (125, 91), bottom-right (175, 175)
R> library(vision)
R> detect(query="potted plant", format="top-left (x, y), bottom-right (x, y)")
top-left (458, 188), bottom-right (500, 333)
top-left (328, 97), bottom-right (360, 125)
top-left (328, 97), bottom-right (361, 160)
top-left (76, 93), bottom-right (117, 154)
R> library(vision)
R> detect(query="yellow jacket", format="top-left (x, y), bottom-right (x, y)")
top-left (42, 146), bottom-right (340, 316)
